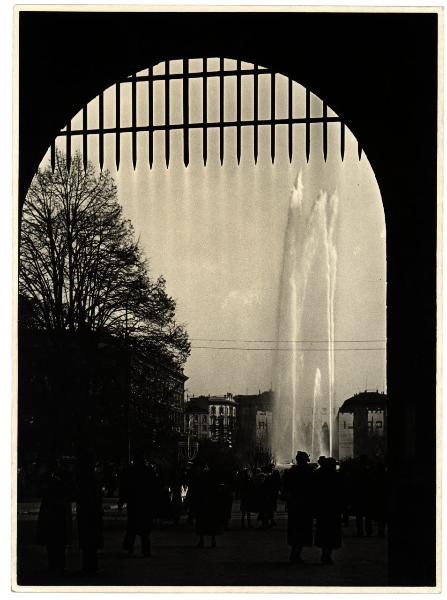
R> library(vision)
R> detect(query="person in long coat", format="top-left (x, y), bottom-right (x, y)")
top-left (313, 457), bottom-right (344, 564)
top-left (221, 469), bottom-right (235, 530)
top-left (119, 458), bottom-right (157, 557)
top-left (250, 468), bottom-right (264, 518)
top-left (185, 461), bottom-right (202, 525)
top-left (270, 467), bottom-right (281, 525)
top-left (282, 451), bottom-right (314, 564)
top-left (257, 466), bottom-right (277, 529)
top-left (36, 458), bottom-right (73, 575)
top-left (194, 465), bottom-right (226, 548)
top-left (351, 455), bottom-right (374, 536)
top-left (75, 455), bottom-right (104, 575)
top-left (369, 461), bottom-right (388, 537)
top-left (169, 466), bottom-right (186, 526)
top-left (235, 468), bottom-right (254, 529)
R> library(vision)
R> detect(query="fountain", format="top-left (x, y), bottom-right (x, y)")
top-left (273, 172), bottom-right (338, 463)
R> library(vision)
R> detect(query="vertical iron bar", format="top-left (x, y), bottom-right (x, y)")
top-left (183, 59), bottom-right (189, 167)
top-left (148, 66), bottom-right (154, 168)
top-left (202, 58), bottom-right (208, 166)
top-left (82, 106), bottom-right (88, 171)
top-left (165, 60), bottom-right (170, 168)
top-left (66, 120), bottom-right (72, 171)
top-left (99, 91), bottom-right (104, 171)
top-left (51, 140), bottom-right (56, 172)
top-left (340, 121), bottom-right (345, 161)
top-left (288, 78), bottom-right (293, 163)
top-left (132, 74), bottom-right (137, 170)
top-left (236, 59), bottom-right (241, 165)
top-left (219, 57), bottom-right (224, 165)
top-left (271, 72), bottom-right (276, 163)
top-left (305, 87), bottom-right (310, 162)
top-left (323, 100), bottom-right (328, 162)
top-left (253, 64), bottom-right (258, 164)
top-left (115, 82), bottom-right (121, 170)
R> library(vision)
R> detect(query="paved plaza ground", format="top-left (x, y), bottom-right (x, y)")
top-left (16, 500), bottom-right (387, 588)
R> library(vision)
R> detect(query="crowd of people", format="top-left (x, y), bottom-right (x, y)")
top-left (31, 450), bottom-right (387, 576)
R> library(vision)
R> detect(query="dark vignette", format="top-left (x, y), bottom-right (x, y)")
top-left (18, 10), bottom-right (438, 587)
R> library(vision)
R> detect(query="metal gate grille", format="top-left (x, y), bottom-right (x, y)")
top-left (52, 58), bottom-right (361, 171)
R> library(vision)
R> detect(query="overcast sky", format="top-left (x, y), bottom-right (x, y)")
top-left (51, 59), bottom-right (386, 407)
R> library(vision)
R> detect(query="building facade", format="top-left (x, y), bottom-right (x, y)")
top-left (255, 409), bottom-right (273, 450)
top-left (130, 347), bottom-right (188, 449)
top-left (234, 391), bottom-right (273, 461)
top-left (208, 394), bottom-right (237, 446)
top-left (18, 330), bottom-right (188, 462)
top-left (338, 391), bottom-right (387, 461)
top-left (184, 396), bottom-right (209, 441)
top-left (184, 391), bottom-right (275, 458)
top-left (184, 393), bottom-right (237, 446)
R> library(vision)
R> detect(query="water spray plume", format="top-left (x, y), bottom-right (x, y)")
top-left (311, 368), bottom-right (322, 459)
top-left (273, 174), bottom-right (339, 463)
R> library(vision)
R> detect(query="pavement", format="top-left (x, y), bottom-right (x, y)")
top-left (15, 500), bottom-right (388, 588)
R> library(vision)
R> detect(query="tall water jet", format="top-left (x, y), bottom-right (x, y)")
top-left (311, 368), bottom-right (322, 459)
top-left (323, 192), bottom-right (338, 456)
top-left (273, 172), bottom-right (339, 463)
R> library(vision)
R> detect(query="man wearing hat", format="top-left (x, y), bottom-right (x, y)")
top-left (282, 451), bottom-right (314, 564)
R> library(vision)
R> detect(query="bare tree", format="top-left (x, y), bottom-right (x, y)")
top-left (19, 150), bottom-right (190, 366)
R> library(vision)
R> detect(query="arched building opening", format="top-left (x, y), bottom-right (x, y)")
top-left (24, 58), bottom-right (386, 465)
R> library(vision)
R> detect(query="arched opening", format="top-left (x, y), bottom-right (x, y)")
top-left (23, 58), bottom-right (386, 466)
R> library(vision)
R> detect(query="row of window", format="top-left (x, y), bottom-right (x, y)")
top-left (190, 415), bottom-right (208, 423)
top-left (341, 420), bottom-right (383, 429)
top-left (210, 405), bottom-right (236, 416)
top-left (187, 414), bottom-right (236, 424)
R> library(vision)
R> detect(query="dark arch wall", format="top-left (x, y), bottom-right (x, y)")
top-left (18, 10), bottom-right (438, 586)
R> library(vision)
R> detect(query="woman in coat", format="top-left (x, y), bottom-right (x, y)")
top-left (119, 458), bottom-right (157, 557)
top-left (36, 458), bottom-right (73, 575)
top-left (282, 451), bottom-right (314, 564)
top-left (235, 467), bottom-right (254, 529)
top-left (313, 457), bottom-right (343, 564)
top-left (76, 455), bottom-right (104, 575)
top-left (194, 465), bottom-right (226, 548)
top-left (257, 467), bottom-right (277, 529)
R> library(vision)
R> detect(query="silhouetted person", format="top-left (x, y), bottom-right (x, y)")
top-left (75, 455), bottom-right (104, 575)
top-left (185, 461), bottom-right (202, 525)
top-left (221, 469), bottom-right (234, 530)
top-left (351, 455), bottom-right (373, 536)
top-left (36, 457), bottom-right (73, 575)
top-left (250, 468), bottom-right (264, 522)
top-left (282, 451), bottom-right (314, 564)
top-left (270, 467), bottom-right (281, 525)
top-left (194, 465), bottom-right (226, 548)
top-left (236, 468), bottom-right (255, 529)
top-left (314, 457), bottom-right (343, 564)
top-left (119, 457), bottom-right (156, 557)
top-left (370, 462), bottom-right (388, 537)
top-left (258, 465), bottom-right (276, 529)
top-left (170, 466), bottom-right (185, 525)
top-left (339, 460), bottom-right (354, 527)
top-left (155, 469), bottom-right (173, 522)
